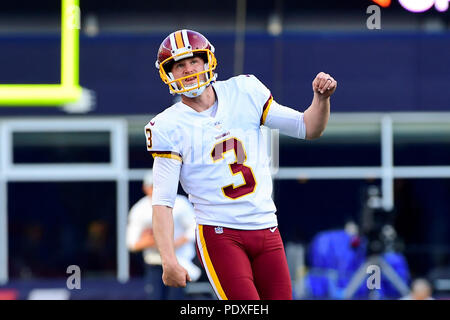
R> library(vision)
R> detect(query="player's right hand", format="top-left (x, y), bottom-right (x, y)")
top-left (312, 71), bottom-right (337, 98)
top-left (162, 262), bottom-right (191, 287)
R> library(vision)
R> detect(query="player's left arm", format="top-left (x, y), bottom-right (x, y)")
top-left (303, 72), bottom-right (337, 140)
top-left (254, 73), bottom-right (336, 141)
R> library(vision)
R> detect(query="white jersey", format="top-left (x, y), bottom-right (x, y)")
top-left (146, 75), bottom-right (303, 230)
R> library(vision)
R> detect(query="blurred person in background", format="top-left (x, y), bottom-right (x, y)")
top-left (147, 29), bottom-right (337, 300)
top-left (84, 219), bottom-right (116, 273)
top-left (401, 278), bottom-right (435, 300)
top-left (126, 171), bottom-right (201, 300)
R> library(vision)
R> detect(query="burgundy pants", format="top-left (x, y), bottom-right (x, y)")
top-left (195, 225), bottom-right (292, 300)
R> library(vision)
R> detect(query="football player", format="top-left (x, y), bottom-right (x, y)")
top-left (146, 29), bottom-right (337, 300)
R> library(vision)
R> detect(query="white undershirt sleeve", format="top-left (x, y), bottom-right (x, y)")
top-left (151, 156), bottom-right (182, 208)
top-left (263, 100), bottom-right (307, 139)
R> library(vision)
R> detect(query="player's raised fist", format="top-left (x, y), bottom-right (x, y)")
top-left (312, 72), bottom-right (337, 98)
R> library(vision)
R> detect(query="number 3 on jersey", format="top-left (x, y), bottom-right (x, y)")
top-left (211, 137), bottom-right (256, 199)
top-left (145, 128), bottom-right (152, 149)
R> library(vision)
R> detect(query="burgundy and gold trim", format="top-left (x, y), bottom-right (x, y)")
top-left (150, 151), bottom-right (182, 162)
top-left (260, 94), bottom-right (273, 125)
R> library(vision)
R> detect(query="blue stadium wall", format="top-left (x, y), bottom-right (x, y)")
top-left (0, 31), bottom-right (450, 115)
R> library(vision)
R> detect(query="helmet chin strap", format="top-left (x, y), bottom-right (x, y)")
top-left (181, 83), bottom-right (207, 98)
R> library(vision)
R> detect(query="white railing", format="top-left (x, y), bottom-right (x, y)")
top-left (0, 118), bottom-right (131, 284)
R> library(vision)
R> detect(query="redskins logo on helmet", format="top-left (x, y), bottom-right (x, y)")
top-left (155, 30), bottom-right (218, 98)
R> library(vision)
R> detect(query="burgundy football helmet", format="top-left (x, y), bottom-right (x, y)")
top-left (155, 29), bottom-right (217, 97)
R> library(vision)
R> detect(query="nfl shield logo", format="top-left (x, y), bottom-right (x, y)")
top-left (214, 226), bottom-right (223, 234)
top-left (214, 121), bottom-right (222, 130)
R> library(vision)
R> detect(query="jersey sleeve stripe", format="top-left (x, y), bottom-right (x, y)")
top-left (150, 151), bottom-right (182, 162)
top-left (260, 94), bottom-right (273, 125)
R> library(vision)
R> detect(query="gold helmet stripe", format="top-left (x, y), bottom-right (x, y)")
top-left (174, 31), bottom-right (185, 49)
